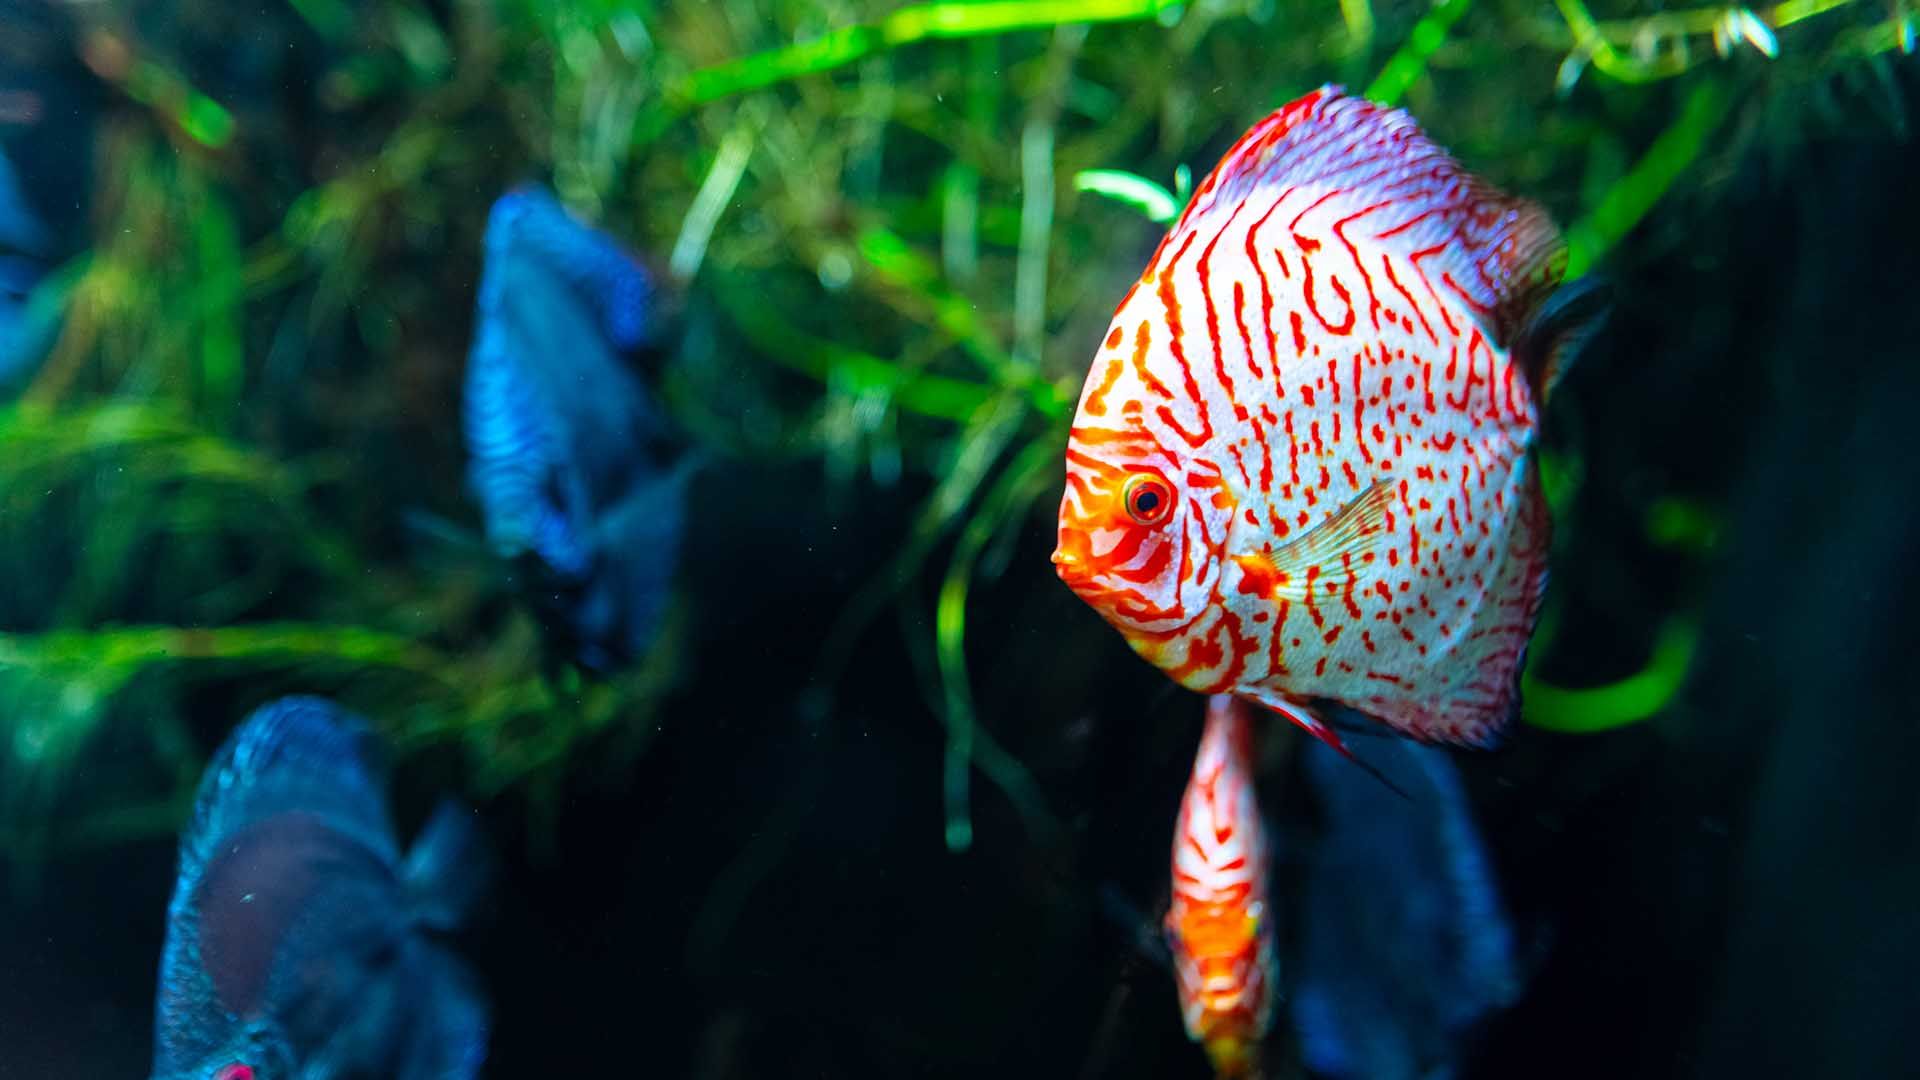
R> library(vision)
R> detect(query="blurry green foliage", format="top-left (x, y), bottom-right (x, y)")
top-left (0, 0), bottom-right (1907, 868)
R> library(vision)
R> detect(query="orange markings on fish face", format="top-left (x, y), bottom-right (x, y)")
top-left (1055, 414), bottom-right (1233, 638)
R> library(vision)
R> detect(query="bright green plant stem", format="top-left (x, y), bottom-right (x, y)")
top-left (1522, 618), bottom-right (1699, 733)
top-left (1565, 80), bottom-right (1729, 279)
top-left (1073, 169), bottom-right (1181, 223)
top-left (936, 437), bottom-right (1061, 852)
top-left (1365, 0), bottom-right (1474, 106)
top-left (671, 0), bottom-right (1182, 106)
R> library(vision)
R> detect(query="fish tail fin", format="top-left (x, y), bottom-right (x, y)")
top-left (403, 944), bottom-right (492, 1076)
top-left (1515, 272), bottom-right (1611, 407)
top-left (184, 697), bottom-right (397, 872)
top-left (1472, 183), bottom-right (1569, 350)
top-left (402, 799), bottom-right (493, 933)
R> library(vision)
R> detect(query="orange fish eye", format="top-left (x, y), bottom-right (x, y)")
top-left (1121, 473), bottom-right (1174, 526)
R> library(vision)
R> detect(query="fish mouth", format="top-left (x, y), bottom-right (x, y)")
top-left (1050, 546), bottom-right (1103, 599)
top-left (1051, 547), bottom-right (1083, 581)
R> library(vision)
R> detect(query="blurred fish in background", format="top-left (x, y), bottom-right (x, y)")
top-left (1288, 735), bottom-right (1524, 1080)
top-left (0, 0), bottom-right (97, 390)
top-left (463, 184), bottom-right (692, 672)
top-left (152, 697), bottom-right (490, 1080)
top-left (1166, 695), bottom-right (1280, 1079)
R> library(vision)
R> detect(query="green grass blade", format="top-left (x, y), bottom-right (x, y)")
top-left (1523, 618), bottom-right (1699, 733)
top-left (1365, 0), bottom-right (1473, 106)
top-left (673, 0), bottom-right (1182, 107)
top-left (1565, 81), bottom-right (1730, 279)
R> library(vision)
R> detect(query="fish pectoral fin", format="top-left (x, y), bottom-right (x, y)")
top-left (1233, 477), bottom-right (1396, 600)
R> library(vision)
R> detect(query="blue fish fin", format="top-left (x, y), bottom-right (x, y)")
top-left (487, 185), bottom-right (655, 350)
top-left (1407, 744), bottom-right (1526, 1019)
top-left (571, 454), bottom-right (698, 666)
top-left (406, 948), bottom-right (491, 1079)
top-left (402, 799), bottom-right (493, 933)
top-left (181, 697), bottom-right (399, 879)
top-left (401, 508), bottom-right (494, 559)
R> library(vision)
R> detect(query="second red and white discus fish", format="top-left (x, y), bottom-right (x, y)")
top-left (1166, 694), bottom-right (1278, 1079)
top-left (1054, 86), bottom-right (1597, 750)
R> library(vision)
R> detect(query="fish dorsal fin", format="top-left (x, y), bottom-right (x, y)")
top-left (1237, 478), bottom-right (1395, 600)
top-left (1172, 86), bottom-right (1566, 348)
top-left (402, 799), bottom-right (493, 933)
top-left (485, 185), bottom-right (655, 350)
top-left (181, 697), bottom-right (400, 878)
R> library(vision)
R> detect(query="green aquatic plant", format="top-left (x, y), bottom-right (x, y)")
top-left (3, 0), bottom-right (1906, 878)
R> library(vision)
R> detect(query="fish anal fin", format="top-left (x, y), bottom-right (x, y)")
top-left (1238, 689), bottom-right (1413, 800)
top-left (1235, 478), bottom-right (1395, 601)
top-left (1237, 688), bottom-right (1348, 756)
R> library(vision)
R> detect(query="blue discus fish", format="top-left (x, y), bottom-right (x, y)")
top-left (152, 697), bottom-right (490, 1080)
top-left (462, 185), bottom-right (690, 671)
top-left (1289, 736), bottom-right (1523, 1080)
top-left (1, 129), bottom-right (75, 390)
top-left (0, 5), bottom-right (97, 389)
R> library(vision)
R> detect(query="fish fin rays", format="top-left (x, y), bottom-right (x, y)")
top-left (1177, 86), bottom-right (1568, 350)
top-left (1235, 477), bottom-right (1396, 600)
top-left (1342, 473), bottom-right (1548, 749)
top-left (1472, 184), bottom-right (1568, 350)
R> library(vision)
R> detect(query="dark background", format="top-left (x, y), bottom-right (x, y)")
top-left (1, 2), bottom-right (1916, 1077)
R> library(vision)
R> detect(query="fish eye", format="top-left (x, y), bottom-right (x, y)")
top-left (1121, 473), bottom-right (1175, 526)
top-left (214, 1065), bottom-right (255, 1080)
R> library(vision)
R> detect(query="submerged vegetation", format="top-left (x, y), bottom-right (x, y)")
top-left (0, 0), bottom-right (1909, 873)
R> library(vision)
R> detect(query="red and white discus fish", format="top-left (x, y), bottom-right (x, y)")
top-left (1054, 86), bottom-right (1592, 750)
top-left (1166, 695), bottom-right (1278, 1079)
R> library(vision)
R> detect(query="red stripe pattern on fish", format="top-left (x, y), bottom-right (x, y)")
top-left (1054, 86), bottom-right (1582, 749)
top-left (1166, 695), bottom-right (1278, 1079)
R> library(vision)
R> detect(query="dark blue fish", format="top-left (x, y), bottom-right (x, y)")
top-left (0, 246), bottom-right (62, 389)
top-left (1289, 737), bottom-right (1523, 1080)
top-left (462, 185), bottom-right (689, 671)
top-left (0, 147), bottom-right (65, 389)
top-left (152, 697), bottom-right (489, 1080)
top-left (0, 4), bottom-right (98, 390)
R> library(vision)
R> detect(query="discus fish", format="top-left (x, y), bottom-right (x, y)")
top-left (0, 7), bottom-right (97, 389)
top-left (1288, 735), bottom-right (1523, 1080)
top-left (1166, 694), bottom-right (1279, 1078)
top-left (1054, 87), bottom-right (1598, 750)
top-left (463, 185), bottom-right (690, 670)
top-left (152, 697), bottom-right (490, 1080)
